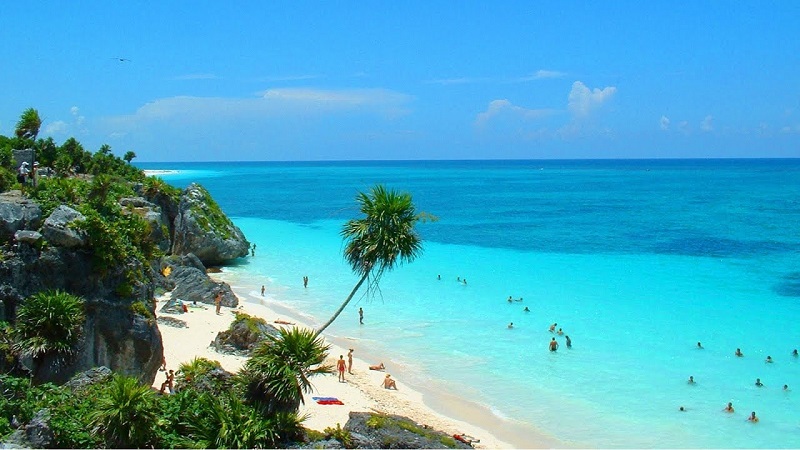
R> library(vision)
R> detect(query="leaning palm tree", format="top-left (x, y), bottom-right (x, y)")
top-left (89, 374), bottom-right (158, 448)
top-left (239, 327), bottom-right (331, 415)
top-left (13, 290), bottom-right (85, 383)
top-left (315, 184), bottom-right (423, 337)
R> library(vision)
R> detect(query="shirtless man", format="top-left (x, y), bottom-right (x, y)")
top-left (549, 337), bottom-right (558, 352)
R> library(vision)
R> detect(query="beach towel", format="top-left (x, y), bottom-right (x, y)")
top-left (312, 396), bottom-right (344, 405)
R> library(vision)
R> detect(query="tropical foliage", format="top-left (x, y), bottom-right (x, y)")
top-left (239, 327), bottom-right (332, 414)
top-left (88, 374), bottom-right (158, 448)
top-left (12, 290), bottom-right (85, 382)
top-left (316, 184), bottom-right (424, 335)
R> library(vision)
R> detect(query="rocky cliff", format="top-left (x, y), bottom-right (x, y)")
top-left (0, 179), bottom-right (249, 386)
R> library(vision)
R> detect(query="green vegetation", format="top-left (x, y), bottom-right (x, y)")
top-left (189, 185), bottom-right (236, 239)
top-left (239, 327), bottom-right (332, 415)
top-left (365, 413), bottom-right (460, 448)
top-left (12, 290), bottom-right (85, 383)
top-left (315, 184), bottom-right (424, 336)
top-left (129, 300), bottom-right (153, 319)
top-left (324, 423), bottom-right (353, 448)
top-left (89, 374), bottom-right (159, 448)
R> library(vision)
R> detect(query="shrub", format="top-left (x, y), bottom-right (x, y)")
top-left (324, 423), bottom-right (353, 448)
top-left (89, 374), bottom-right (158, 448)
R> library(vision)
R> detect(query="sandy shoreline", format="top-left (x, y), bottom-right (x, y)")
top-left (153, 274), bottom-right (558, 448)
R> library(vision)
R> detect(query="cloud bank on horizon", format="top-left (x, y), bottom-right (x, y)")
top-left (1, 2), bottom-right (798, 161)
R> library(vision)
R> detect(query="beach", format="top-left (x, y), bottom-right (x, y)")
top-left (153, 275), bottom-right (532, 449)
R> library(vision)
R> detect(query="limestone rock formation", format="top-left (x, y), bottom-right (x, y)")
top-left (119, 197), bottom-right (171, 252)
top-left (0, 190), bottom-right (42, 241)
top-left (41, 205), bottom-right (87, 248)
top-left (171, 183), bottom-right (249, 266)
top-left (161, 254), bottom-right (238, 308)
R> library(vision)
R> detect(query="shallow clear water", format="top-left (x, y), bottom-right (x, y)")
top-left (141, 159), bottom-right (800, 448)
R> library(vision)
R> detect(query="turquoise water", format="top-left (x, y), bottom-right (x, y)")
top-left (140, 160), bottom-right (800, 448)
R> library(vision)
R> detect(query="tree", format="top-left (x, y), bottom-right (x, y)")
top-left (89, 374), bottom-right (158, 448)
top-left (123, 150), bottom-right (136, 163)
top-left (239, 327), bottom-right (331, 415)
top-left (15, 108), bottom-right (42, 186)
top-left (12, 290), bottom-right (85, 383)
top-left (315, 185), bottom-right (423, 337)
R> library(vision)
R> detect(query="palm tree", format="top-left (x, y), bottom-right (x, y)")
top-left (315, 184), bottom-right (423, 337)
top-left (13, 290), bottom-right (85, 383)
top-left (15, 108), bottom-right (41, 186)
top-left (89, 374), bottom-right (158, 448)
top-left (123, 150), bottom-right (136, 164)
top-left (239, 327), bottom-right (331, 415)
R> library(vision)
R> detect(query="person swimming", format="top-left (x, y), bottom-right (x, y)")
top-left (735, 348), bottom-right (743, 357)
top-left (755, 378), bottom-right (764, 387)
top-left (766, 355), bottom-right (773, 363)
top-left (688, 376), bottom-right (696, 384)
top-left (747, 411), bottom-right (759, 423)
top-left (507, 322), bottom-right (514, 329)
top-left (724, 402), bottom-right (734, 413)
top-left (549, 322), bottom-right (557, 333)
top-left (697, 341), bottom-right (703, 349)
top-left (523, 306), bottom-right (530, 312)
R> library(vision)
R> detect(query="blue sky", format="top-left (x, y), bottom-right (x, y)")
top-left (2, 2), bottom-right (799, 161)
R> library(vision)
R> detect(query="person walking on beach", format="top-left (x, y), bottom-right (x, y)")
top-left (261, 285), bottom-right (265, 296)
top-left (214, 291), bottom-right (222, 315)
top-left (347, 349), bottom-right (354, 374)
top-left (358, 307), bottom-right (364, 325)
top-left (549, 337), bottom-right (559, 352)
top-left (303, 276), bottom-right (308, 288)
top-left (337, 355), bottom-right (346, 382)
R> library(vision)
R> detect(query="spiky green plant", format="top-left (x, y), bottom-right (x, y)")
top-left (239, 327), bottom-right (331, 415)
top-left (13, 290), bottom-right (84, 382)
top-left (89, 374), bottom-right (158, 448)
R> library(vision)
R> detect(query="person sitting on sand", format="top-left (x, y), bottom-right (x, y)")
top-left (160, 370), bottom-right (175, 395)
top-left (454, 434), bottom-right (480, 445)
top-left (747, 411), bottom-right (759, 423)
top-left (755, 378), bottom-right (764, 387)
top-left (369, 362), bottom-right (385, 371)
top-left (724, 402), bottom-right (734, 413)
top-left (274, 319), bottom-right (295, 325)
top-left (735, 348), bottom-right (743, 357)
top-left (382, 374), bottom-right (398, 390)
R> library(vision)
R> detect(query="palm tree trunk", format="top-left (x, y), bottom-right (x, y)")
top-left (314, 271), bottom-right (369, 338)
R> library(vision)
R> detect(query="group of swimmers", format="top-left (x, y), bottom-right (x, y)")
top-left (549, 322), bottom-right (571, 351)
top-left (681, 346), bottom-right (800, 423)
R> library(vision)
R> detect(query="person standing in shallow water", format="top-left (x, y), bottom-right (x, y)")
top-left (303, 276), bottom-right (308, 288)
top-left (549, 337), bottom-right (558, 352)
top-left (358, 307), bottom-right (364, 324)
top-left (261, 285), bottom-right (265, 296)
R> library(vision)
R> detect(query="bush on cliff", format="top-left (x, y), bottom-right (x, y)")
top-left (89, 374), bottom-right (159, 448)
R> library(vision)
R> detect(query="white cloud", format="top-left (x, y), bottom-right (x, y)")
top-left (700, 115), bottom-right (714, 132)
top-left (660, 115), bottom-right (670, 130)
top-left (45, 120), bottom-right (67, 134)
top-left (475, 99), bottom-right (555, 126)
top-left (533, 69), bottom-right (566, 79)
top-left (567, 81), bottom-right (616, 117)
top-left (261, 88), bottom-right (410, 108)
top-left (70, 106), bottom-right (80, 115)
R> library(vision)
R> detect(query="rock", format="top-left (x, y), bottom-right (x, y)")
top-left (171, 183), bottom-right (249, 266)
top-left (64, 366), bottom-right (113, 392)
top-left (0, 191), bottom-right (42, 242)
top-left (41, 205), bottom-right (87, 248)
top-left (14, 230), bottom-right (42, 245)
top-left (212, 314), bottom-right (279, 356)
top-left (165, 255), bottom-right (238, 308)
top-left (344, 412), bottom-right (469, 449)
top-left (25, 409), bottom-right (54, 449)
top-left (119, 197), bottom-right (171, 252)
top-left (157, 316), bottom-right (188, 328)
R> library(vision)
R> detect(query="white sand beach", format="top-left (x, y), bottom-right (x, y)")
top-left (153, 280), bottom-right (523, 449)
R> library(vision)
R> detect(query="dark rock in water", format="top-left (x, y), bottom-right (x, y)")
top-left (0, 190), bottom-right (42, 242)
top-left (40, 205), bottom-right (87, 248)
top-left (212, 314), bottom-right (279, 356)
top-left (344, 412), bottom-right (470, 449)
top-left (171, 183), bottom-right (249, 266)
top-left (64, 366), bottom-right (113, 392)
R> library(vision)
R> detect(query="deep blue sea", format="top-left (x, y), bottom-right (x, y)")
top-left (140, 159), bottom-right (800, 448)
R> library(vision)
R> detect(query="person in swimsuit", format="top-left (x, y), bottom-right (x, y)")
top-left (735, 348), bottom-right (743, 357)
top-left (724, 402), bottom-right (734, 413)
top-left (337, 355), bottom-right (346, 382)
top-left (747, 411), bottom-right (759, 423)
top-left (549, 337), bottom-right (558, 352)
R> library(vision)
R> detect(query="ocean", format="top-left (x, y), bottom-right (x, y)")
top-left (139, 159), bottom-right (800, 448)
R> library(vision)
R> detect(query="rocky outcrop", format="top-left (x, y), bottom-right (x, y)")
top-left (64, 366), bottom-right (113, 391)
top-left (3, 409), bottom-right (54, 449)
top-left (212, 314), bottom-right (279, 356)
top-left (161, 254), bottom-right (238, 308)
top-left (41, 205), bottom-right (87, 248)
top-left (343, 412), bottom-right (471, 449)
top-left (119, 197), bottom-right (171, 253)
top-left (171, 183), bottom-right (249, 266)
top-left (0, 191), bottom-right (42, 242)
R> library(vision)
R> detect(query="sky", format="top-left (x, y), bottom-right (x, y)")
top-left (2, 1), bottom-right (799, 161)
